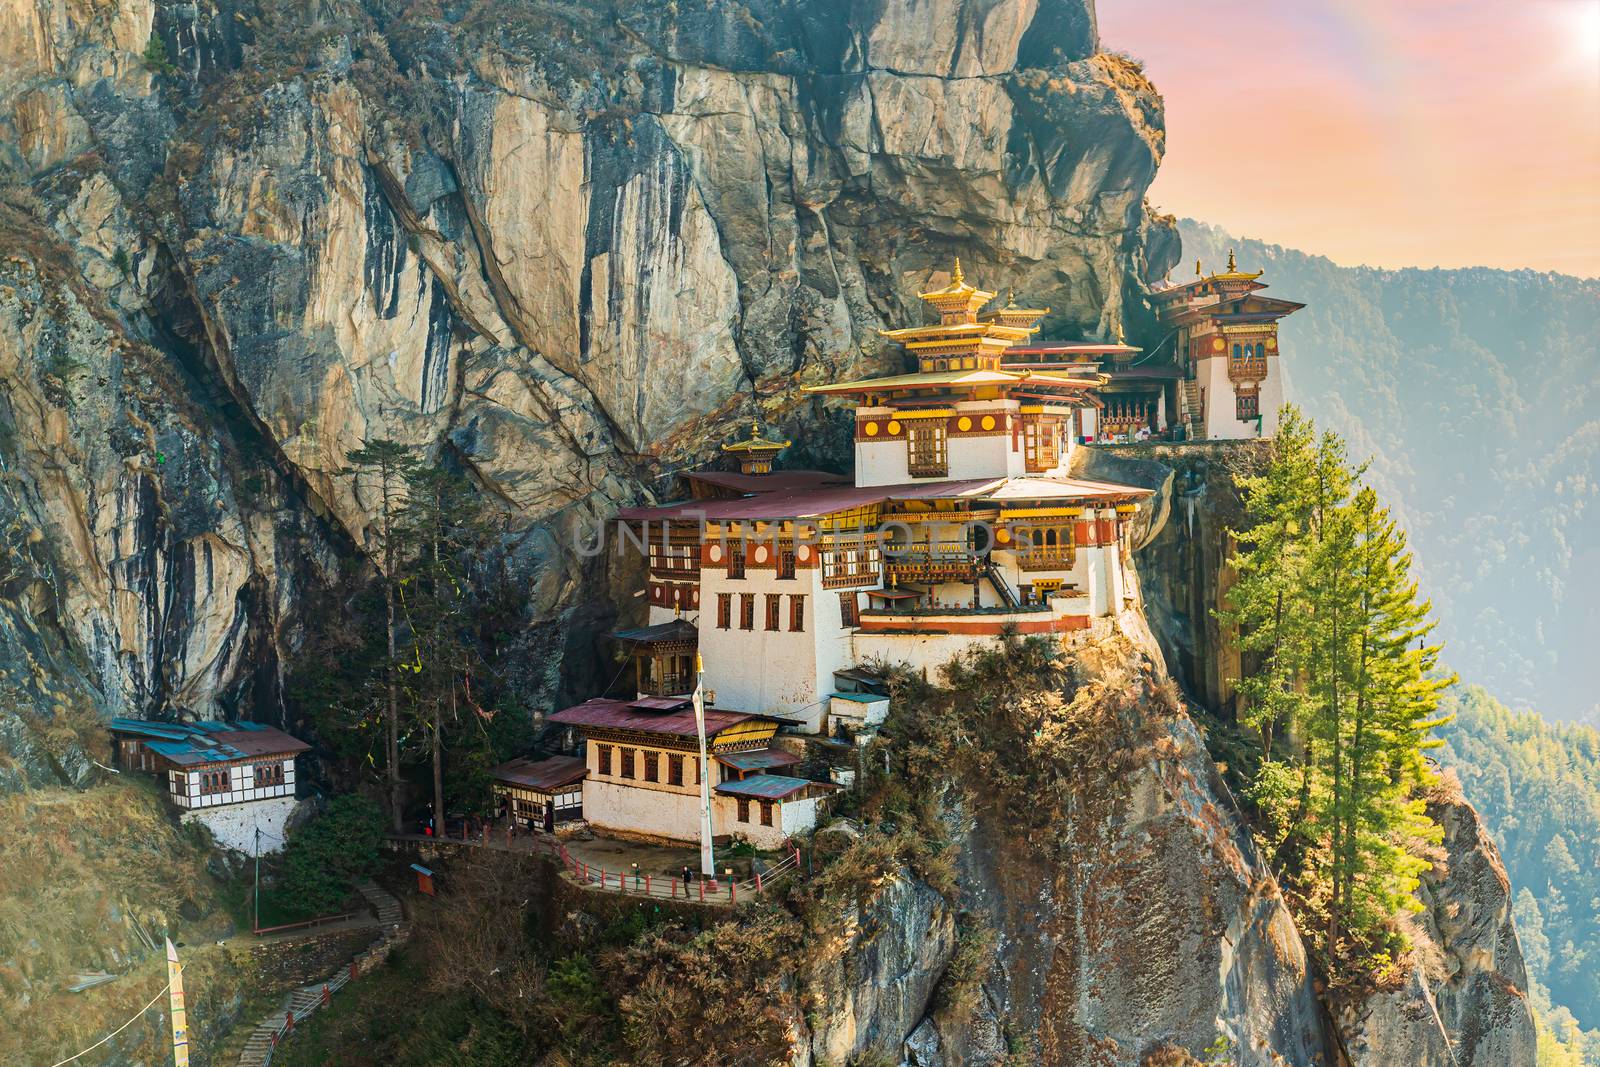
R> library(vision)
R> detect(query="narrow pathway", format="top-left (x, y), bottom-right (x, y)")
top-left (233, 881), bottom-right (409, 1067)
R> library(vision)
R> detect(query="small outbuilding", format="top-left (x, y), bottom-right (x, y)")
top-left (714, 774), bottom-right (837, 850)
top-left (109, 718), bottom-right (309, 853)
top-left (490, 755), bottom-right (588, 832)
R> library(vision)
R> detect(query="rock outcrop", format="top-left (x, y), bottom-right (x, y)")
top-left (1340, 776), bottom-right (1538, 1067)
top-left (0, 0), bottom-right (1177, 782)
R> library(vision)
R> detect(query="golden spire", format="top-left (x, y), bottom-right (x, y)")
top-left (1116, 323), bottom-right (1125, 343)
top-left (1195, 258), bottom-right (1203, 277)
top-left (1226, 249), bottom-right (1237, 272)
top-left (952, 257), bottom-right (964, 285)
top-left (1005, 287), bottom-right (1017, 309)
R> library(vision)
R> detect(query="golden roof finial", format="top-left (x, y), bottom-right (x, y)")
top-left (1116, 323), bottom-right (1125, 343)
top-left (1195, 258), bottom-right (1203, 277)
top-left (1226, 248), bottom-right (1237, 272)
top-left (1005, 287), bottom-right (1017, 309)
top-left (952, 257), bottom-right (964, 285)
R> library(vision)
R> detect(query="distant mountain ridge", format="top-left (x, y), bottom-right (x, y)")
top-left (1178, 219), bottom-right (1600, 724)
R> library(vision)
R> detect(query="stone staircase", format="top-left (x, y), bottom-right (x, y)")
top-left (235, 882), bottom-right (408, 1067)
top-left (1180, 379), bottom-right (1205, 440)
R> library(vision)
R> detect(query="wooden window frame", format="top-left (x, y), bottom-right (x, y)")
top-left (765, 593), bottom-right (782, 631)
top-left (716, 592), bottom-right (732, 629)
top-left (777, 545), bottom-right (796, 580)
top-left (789, 594), bottom-right (806, 632)
top-left (643, 751), bottom-right (659, 783)
top-left (597, 744), bottom-right (612, 776)
top-left (253, 761), bottom-right (284, 787)
top-left (839, 591), bottom-right (858, 627)
top-left (1236, 391), bottom-right (1260, 421)
top-left (667, 754), bottom-right (684, 787)
top-left (740, 593), bottom-right (755, 630)
top-left (201, 769), bottom-right (230, 795)
top-left (620, 748), bottom-right (635, 780)
top-left (736, 798), bottom-right (751, 823)
top-left (726, 544), bottom-right (746, 580)
top-left (759, 799), bottom-right (775, 827)
top-left (906, 422), bottom-right (948, 477)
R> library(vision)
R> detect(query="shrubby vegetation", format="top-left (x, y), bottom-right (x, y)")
top-left (1435, 686), bottom-right (1600, 1065)
top-left (278, 794), bottom-right (386, 915)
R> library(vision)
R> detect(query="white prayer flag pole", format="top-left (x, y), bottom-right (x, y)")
top-left (692, 652), bottom-right (716, 878)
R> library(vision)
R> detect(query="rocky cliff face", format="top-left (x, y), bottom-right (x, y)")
top-left (0, 0), bottom-right (1177, 785)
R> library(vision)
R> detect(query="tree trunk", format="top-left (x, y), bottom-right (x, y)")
top-left (433, 694), bottom-right (445, 836)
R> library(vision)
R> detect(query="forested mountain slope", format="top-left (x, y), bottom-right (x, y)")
top-left (1179, 220), bottom-right (1599, 724)
top-left (1437, 685), bottom-right (1600, 1063)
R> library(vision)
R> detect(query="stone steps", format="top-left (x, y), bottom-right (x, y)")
top-left (232, 882), bottom-right (410, 1066)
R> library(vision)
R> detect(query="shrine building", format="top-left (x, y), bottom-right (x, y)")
top-left (597, 261), bottom-right (1151, 736)
top-left (1002, 253), bottom-right (1303, 442)
top-left (1149, 251), bottom-right (1304, 440)
top-left (109, 718), bottom-right (308, 853)
top-left (547, 696), bottom-right (834, 848)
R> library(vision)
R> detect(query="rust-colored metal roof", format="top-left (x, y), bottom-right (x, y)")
top-left (714, 774), bottom-right (837, 800)
top-left (548, 698), bottom-right (761, 738)
top-left (491, 755), bottom-right (588, 792)
top-left (112, 718), bottom-right (309, 766)
top-left (715, 748), bottom-right (802, 772)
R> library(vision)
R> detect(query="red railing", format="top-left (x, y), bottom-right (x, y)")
top-left (252, 909), bottom-right (362, 936)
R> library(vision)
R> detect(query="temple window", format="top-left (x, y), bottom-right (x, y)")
top-left (620, 748), bottom-right (636, 779)
top-left (717, 593), bottom-right (732, 629)
top-left (1237, 392), bottom-right (1260, 420)
top-left (254, 761), bottom-right (284, 787)
top-left (907, 423), bottom-right (948, 477)
top-left (668, 754), bottom-right (684, 786)
top-left (765, 594), bottom-right (782, 631)
top-left (778, 545), bottom-right (796, 580)
top-left (727, 545), bottom-right (745, 579)
top-left (643, 751), bottom-right (659, 783)
top-left (597, 745), bottom-right (612, 776)
top-left (740, 593), bottom-right (755, 630)
top-left (789, 595), bottom-right (806, 632)
top-left (201, 769), bottom-right (230, 795)
top-left (759, 800), bottom-right (775, 826)
top-left (839, 592), bottom-right (859, 627)
top-left (737, 798), bottom-right (751, 823)
top-left (1232, 343), bottom-right (1242, 360)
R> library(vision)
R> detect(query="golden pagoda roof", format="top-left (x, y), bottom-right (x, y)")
top-left (880, 322), bottom-right (1038, 343)
top-left (803, 367), bottom-right (1104, 396)
top-left (721, 421), bottom-right (791, 454)
top-left (916, 258), bottom-right (996, 304)
top-left (1206, 249), bottom-right (1264, 283)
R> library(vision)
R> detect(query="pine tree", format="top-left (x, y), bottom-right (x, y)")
top-left (342, 439), bottom-right (420, 833)
top-left (396, 461), bottom-right (497, 833)
top-left (1224, 406), bottom-right (1453, 971)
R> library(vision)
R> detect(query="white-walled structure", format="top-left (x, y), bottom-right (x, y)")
top-left (110, 719), bottom-right (309, 854)
top-left (1149, 251), bottom-right (1304, 441)
top-left (608, 262), bottom-right (1153, 735)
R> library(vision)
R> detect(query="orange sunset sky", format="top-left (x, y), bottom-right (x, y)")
top-left (1097, 0), bottom-right (1600, 276)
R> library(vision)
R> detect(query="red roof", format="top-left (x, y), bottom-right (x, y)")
top-left (548, 698), bottom-right (762, 738)
top-left (685, 470), bottom-right (849, 494)
top-left (491, 755), bottom-right (588, 792)
top-left (620, 478), bottom-right (1000, 523)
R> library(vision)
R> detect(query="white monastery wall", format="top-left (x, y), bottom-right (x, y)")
top-left (1198, 355), bottom-right (1278, 440)
top-left (182, 795), bottom-right (299, 854)
top-left (698, 564), bottom-right (824, 724)
top-left (584, 778), bottom-right (703, 842)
